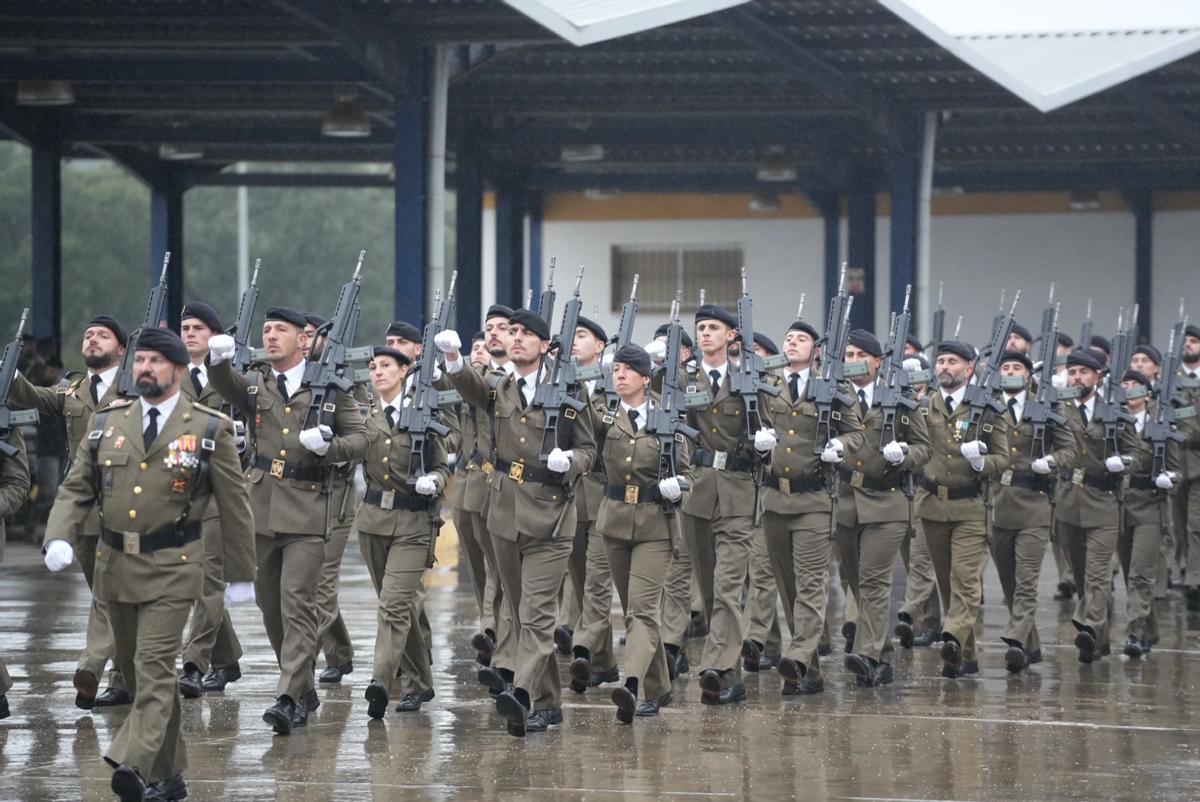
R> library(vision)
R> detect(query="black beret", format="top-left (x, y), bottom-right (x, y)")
top-left (653, 323), bottom-right (693, 350)
top-left (1056, 332), bottom-right (1075, 349)
top-left (936, 340), bottom-right (975, 362)
top-left (302, 312), bottom-right (327, 330)
top-left (1067, 349), bottom-right (1105, 371)
top-left (1009, 323), bottom-right (1033, 343)
top-left (613, 344), bottom-right (652, 377)
top-left (386, 321), bottom-right (422, 342)
top-left (472, 331), bottom-right (485, 343)
top-left (485, 304), bottom-right (513, 322)
top-left (576, 316), bottom-right (607, 342)
top-left (847, 329), bottom-right (882, 358)
top-left (372, 346), bottom-right (411, 366)
top-left (1121, 369), bottom-right (1152, 391)
top-left (135, 327), bottom-right (188, 365)
top-left (1133, 344), bottom-right (1161, 365)
top-left (999, 349), bottom-right (1033, 372)
top-left (694, 304), bottom-right (737, 329)
top-left (787, 319), bottom-right (820, 340)
top-left (1186, 324), bottom-right (1200, 340)
top-left (86, 315), bottom-right (128, 347)
top-left (753, 331), bottom-right (780, 356)
top-left (1089, 335), bottom-right (1112, 356)
top-left (507, 308), bottom-right (550, 341)
top-left (264, 307), bottom-right (306, 329)
top-left (180, 302), bottom-right (224, 333)
top-left (906, 335), bottom-right (925, 352)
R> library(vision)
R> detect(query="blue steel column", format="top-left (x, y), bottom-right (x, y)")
top-left (455, 148), bottom-right (483, 341)
top-left (150, 177), bottom-right (184, 330)
top-left (1128, 189), bottom-right (1154, 340)
top-left (31, 141), bottom-right (63, 344)
top-left (394, 49), bottom-right (428, 326)
top-left (811, 192), bottom-right (840, 324)
top-left (527, 193), bottom-right (543, 299)
top-left (494, 184), bottom-right (524, 309)
top-left (846, 181), bottom-right (876, 331)
top-left (889, 146), bottom-right (919, 327)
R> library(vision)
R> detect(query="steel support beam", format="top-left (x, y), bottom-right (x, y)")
top-left (150, 178), bottom-right (185, 331)
top-left (1126, 189), bottom-right (1154, 340)
top-left (454, 149), bottom-right (484, 340)
top-left (393, 50), bottom-right (428, 327)
top-left (846, 183), bottom-right (876, 332)
top-left (31, 142), bottom-right (63, 344)
top-left (494, 184), bottom-right (524, 310)
top-left (0, 55), bottom-right (372, 84)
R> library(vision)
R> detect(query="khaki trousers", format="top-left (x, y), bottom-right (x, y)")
top-left (316, 515), bottom-right (355, 668)
top-left (604, 537), bottom-right (672, 701)
top-left (899, 520), bottom-right (941, 632)
top-left (181, 517), bottom-right (243, 672)
top-left (106, 596), bottom-right (191, 783)
top-left (359, 532), bottom-right (431, 693)
top-left (1118, 522), bottom-right (1161, 644)
top-left (683, 511), bottom-right (753, 685)
top-left (836, 520), bottom-right (907, 663)
top-left (921, 518), bottom-right (988, 661)
top-left (0, 659), bottom-right (10, 695)
top-left (744, 523), bottom-right (782, 658)
top-left (1060, 521), bottom-right (1119, 646)
top-left (1183, 481), bottom-right (1200, 584)
top-left (76, 533), bottom-right (125, 690)
top-left (453, 503), bottom-right (502, 634)
top-left (571, 523), bottom-right (615, 669)
top-left (1050, 522), bottom-right (1076, 589)
top-left (660, 541), bottom-right (692, 650)
top-left (762, 511), bottom-right (831, 679)
top-left (990, 525), bottom-right (1049, 652)
top-left (255, 533), bottom-right (324, 700)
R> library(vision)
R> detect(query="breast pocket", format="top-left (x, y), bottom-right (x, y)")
top-left (97, 451), bottom-right (131, 497)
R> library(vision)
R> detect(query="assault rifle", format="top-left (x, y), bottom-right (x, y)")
top-left (533, 268), bottom-right (587, 459)
top-left (963, 291), bottom-right (1020, 436)
top-left (808, 263), bottom-right (855, 538)
top-left (1144, 301), bottom-right (1191, 532)
top-left (116, 251), bottom-right (171, 397)
top-left (729, 268), bottom-right (780, 439)
top-left (0, 309), bottom-right (39, 456)
top-left (229, 259), bottom-right (261, 374)
top-left (1099, 307), bottom-right (1138, 459)
top-left (1024, 287), bottom-right (1068, 458)
top-left (399, 272), bottom-right (457, 483)
top-left (300, 250), bottom-right (364, 439)
top-left (597, 273), bottom-right (639, 414)
top-left (1080, 299), bottom-right (1093, 353)
top-left (537, 257), bottom-right (557, 325)
top-left (878, 285), bottom-right (918, 447)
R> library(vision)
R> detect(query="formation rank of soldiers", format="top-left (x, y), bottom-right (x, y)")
top-left (0, 251), bottom-right (1198, 802)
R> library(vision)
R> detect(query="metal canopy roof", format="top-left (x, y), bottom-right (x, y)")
top-left (2, 0), bottom-right (1199, 195)
top-left (503, 0), bottom-right (753, 47)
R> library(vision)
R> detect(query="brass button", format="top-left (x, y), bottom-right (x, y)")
top-left (285, 406), bottom-right (292, 414)
top-left (139, 462), bottom-right (148, 471)
top-left (711, 427), bottom-right (718, 433)
top-left (310, 484), bottom-right (317, 490)
top-left (785, 447), bottom-right (792, 453)
top-left (856, 460), bottom-right (863, 466)
top-left (181, 555), bottom-right (187, 561)
top-left (625, 456), bottom-right (632, 463)
top-left (280, 449), bottom-right (288, 457)
top-left (791, 411), bottom-right (798, 417)
top-left (520, 417), bottom-right (528, 424)
top-left (519, 437), bottom-right (527, 443)
top-left (788, 430), bottom-right (795, 436)
top-left (784, 466), bottom-right (791, 473)
top-left (282, 427), bottom-right (290, 435)
top-left (133, 486), bottom-right (142, 495)
top-left (104, 459), bottom-right (112, 467)
top-left (382, 456), bottom-right (389, 463)
top-left (385, 439), bottom-right (392, 446)
top-left (128, 510), bottom-right (137, 519)
top-left (629, 439), bottom-right (636, 445)
top-left (384, 473), bottom-right (391, 481)
top-left (552, 495), bottom-right (559, 501)
top-left (625, 474), bottom-right (632, 481)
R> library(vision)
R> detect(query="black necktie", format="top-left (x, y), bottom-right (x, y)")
top-left (276, 373), bottom-right (288, 401)
top-left (1007, 397), bottom-right (1019, 425)
top-left (1078, 403), bottom-right (1088, 428)
top-left (944, 396), bottom-right (954, 414)
top-left (143, 408), bottom-right (160, 452)
top-left (788, 372), bottom-right (800, 401)
top-left (628, 409), bottom-right (640, 430)
top-left (191, 367), bottom-right (203, 397)
top-left (709, 369), bottom-right (721, 398)
top-left (858, 389), bottom-right (868, 417)
top-left (90, 374), bottom-right (102, 405)
top-left (517, 377), bottom-right (528, 409)
top-left (384, 404), bottom-right (396, 430)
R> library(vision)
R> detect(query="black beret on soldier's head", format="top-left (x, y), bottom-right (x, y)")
top-left (385, 320), bottom-right (421, 342)
top-left (846, 329), bottom-right (883, 358)
top-left (654, 323), bottom-right (693, 350)
top-left (135, 327), bottom-right (188, 366)
top-left (472, 331), bottom-right (485, 343)
top-left (753, 331), bottom-right (780, 356)
top-left (86, 315), bottom-right (128, 347)
top-left (999, 349), bottom-right (1033, 372)
top-left (576, 316), bottom-right (607, 342)
top-left (264, 307), bottom-right (307, 329)
top-left (936, 340), bottom-right (975, 362)
top-left (1185, 323), bottom-right (1200, 340)
top-left (507, 309), bottom-right (551, 341)
top-left (1009, 322), bottom-right (1033, 343)
top-left (1133, 344), bottom-right (1162, 366)
top-left (1089, 335), bottom-right (1112, 356)
top-left (372, 346), bottom-right (411, 367)
top-left (694, 304), bottom-right (737, 329)
top-left (613, 344), bottom-right (652, 377)
top-left (301, 312), bottom-right (327, 330)
top-left (1121, 369), bottom-right (1152, 391)
top-left (906, 334), bottom-right (924, 352)
top-left (1067, 349), bottom-right (1105, 372)
top-left (787, 319), bottom-right (820, 340)
top-left (180, 302), bottom-right (224, 333)
top-left (485, 304), bottom-right (513, 322)
top-left (1056, 332), bottom-right (1075, 349)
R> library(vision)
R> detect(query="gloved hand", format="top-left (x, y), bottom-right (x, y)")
top-left (414, 474), bottom-right (439, 496)
top-left (1155, 471), bottom-right (1176, 490)
top-left (960, 440), bottom-right (986, 472)
top-left (431, 364), bottom-right (443, 382)
top-left (1105, 455), bottom-right (1127, 474)
top-left (601, 352), bottom-right (614, 370)
top-left (1051, 371), bottom-right (1068, 389)
top-left (644, 340), bottom-right (667, 363)
top-left (233, 420), bottom-right (247, 454)
top-left (820, 437), bottom-right (844, 464)
top-left (44, 539), bottom-right (74, 572)
top-left (434, 330), bottom-right (461, 354)
top-left (547, 448), bottom-right (573, 473)
top-left (754, 427), bottom-right (778, 452)
top-left (902, 357), bottom-right (923, 373)
top-left (1030, 457), bottom-right (1054, 475)
top-left (658, 476), bottom-right (683, 502)
top-left (299, 425), bottom-right (332, 456)
top-left (208, 333), bottom-right (236, 365)
top-left (882, 441), bottom-right (907, 465)
top-left (224, 581), bottom-right (256, 607)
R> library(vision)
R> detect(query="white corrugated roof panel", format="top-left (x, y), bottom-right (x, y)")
top-left (879, 0), bottom-right (1200, 111)
top-left (503, 0), bottom-right (751, 47)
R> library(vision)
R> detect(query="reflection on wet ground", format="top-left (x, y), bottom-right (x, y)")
top-left (2, 537), bottom-right (1199, 801)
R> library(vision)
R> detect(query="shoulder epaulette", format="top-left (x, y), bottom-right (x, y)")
top-left (98, 397), bottom-right (136, 411)
top-left (188, 400), bottom-right (231, 421)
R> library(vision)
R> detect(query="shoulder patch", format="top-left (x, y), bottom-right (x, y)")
top-left (98, 397), bottom-right (135, 411)
top-left (189, 400), bottom-right (231, 421)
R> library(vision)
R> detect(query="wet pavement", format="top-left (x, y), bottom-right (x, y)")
top-left (3, 532), bottom-right (1200, 802)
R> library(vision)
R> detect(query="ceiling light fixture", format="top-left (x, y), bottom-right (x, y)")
top-left (159, 143), bottom-right (205, 160)
top-left (748, 192), bottom-right (782, 213)
top-left (321, 88), bottom-right (372, 138)
top-left (560, 144), bottom-right (605, 163)
top-left (756, 147), bottom-right (796, 183)
top-left (16, 80), bottom-right (75, 106)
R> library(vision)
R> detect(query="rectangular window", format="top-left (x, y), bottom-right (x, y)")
top-left (611, 244), bottom-right (743, 313)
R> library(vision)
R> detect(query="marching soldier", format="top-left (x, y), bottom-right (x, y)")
top-left (177, 302), bottom-right (246, 698)
top-left (359, 347), bottom-right (450, 717)
top-left (43, 328), bottom-right (255, 802)
top-left (9, 315), bottom-right (131, 709)
top-left (0, 426), bottom-right (31, 720)
top-left (918, 340), bottom-right (1011, 679)
top-left (1178, 325), bottom-right (1200, 611)
top-left (990, 350), bottom-right (1078, 672)
top-left (837, 330), bottom-right (930, 686)
top-left (206, 308), bottom-right (368, 735)
top-left (436, 309), bottom-right (596, 737)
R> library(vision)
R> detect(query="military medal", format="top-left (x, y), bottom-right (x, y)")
top-left (164, 436), bottom-right (200, 491)
top-left (113, 436), bottom-right (126, 450)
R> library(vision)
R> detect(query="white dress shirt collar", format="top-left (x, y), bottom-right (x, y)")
top-left (89, 364), bottom-right (120, 399)
top-left (943, 385), bottom-right (966, 409)
top-left (272, 361), bottom-right (306, 396)
top-left (139, 391), bottom-right (180, 434)
top-left (620, 399), bottom-right (649, 431)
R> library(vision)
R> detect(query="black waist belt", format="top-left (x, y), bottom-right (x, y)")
top-left (100, 522), bottom-right (202, 554)
top-left (919, 476), bottom-right (981, 500)
top-left (362, 485), bottom-right (432, 511)
top-left (838, 468), bottom-right (904, 492)
top-left (764, 473), bottom-right (825, 494)
top-left (252, 454), bottom-right (327, 482)
top-left (1129, 476), bottom-right (1157, 492)
top-left (1005, 473), bottom-right (1052, 493)
top-left (604, 482), bottom-right (663, 504)
top-left (691, 449), bottom-right (756, 473)
top-left (493, 457), bottom-right (564, 486)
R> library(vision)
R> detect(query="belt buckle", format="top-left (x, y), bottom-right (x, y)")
top-left (937, 485), bottom-right (949, 501)
top-left (850, 471), bottom-right (864, 489)
top-left (624, 484), bottom-right (640, 504)
top-left (482, 460), bottom-right (494, 475)
top-left (270, 459), bottom-right (285, 479)
top-left (712, 451), bottom-right (728, 470)
top-left (123, 531), bottom-right (140, 555)
top-left (1072, 468), bottom-right (1084, 486)
top-left (380, 489), bottom-right (395, 510)
top-left (1000, 470), bottom-right (1013, 487)
top-left (778, 477), bottom-right (791, 494)
top-left (508, 461), bottom-right (525, 483)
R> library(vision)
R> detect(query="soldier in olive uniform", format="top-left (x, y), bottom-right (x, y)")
top-left (1055, 349), bottom-right (1144, 662)
top-left (43, 328), bottom-right (255, 802)
top-left (918, 340), bottom-right (1011, 679)
top-left (836, 330), bottom-right (930, 687)
top-left (9, 315), bottom-right (131, 709)
top-left (0, 427), bottom-right (31, 720)
top-left (761, 317), bottom-right (864, 696)
top-left (206, 307), bottom-right (368, 734)
top-left (1178, 325), bottom-right (1200, 611)
top-left (437, 309), bottom-right (596, 737)
top-left (358, 347), bottom-right (451, 717)
top-left (177, 302), bottom-right (246, 698)
top-left (990, 350), bottom-right (1079, 672)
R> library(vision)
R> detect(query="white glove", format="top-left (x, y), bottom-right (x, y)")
top-left (414, 474), bottom-right (439, 496)
top-left (208, 333), bottom-right (236, 365)
top-left (882, 441), bottom-right (906, 465)
top-left (233, 420), bottom-right (247, 454)
top-left (601, 352), bottom-right (614, 370)
top-left (547, 448), bottom-right (572, 473)
top-left (434, 330), bottom-right (461, 354)
top-left (1105, 455), bottom-right (1127, 474)
top-left (658, 476), bottom-right (683, 502)
top-left (754, 427), bottom-right (778, 452)
top-left (431, 364), bottom-right (443, 382)
top-left (44, 539), bottom-right (74, 572)
top-left (1155, 471), bottom-right (1175, 490)
top-left (644, 340), bottom-right (667, 363)
top-left (224, 581), bottom-right (255, 607)
top-left (959, 440), bottom-right (986, 460)
top-left (1030, 457), bottom-right (1054, 475)
top-left (820, 437), bottom-right (844, 464)
top-left (1051, 371), bottom-right (1068, 389)
top-left (902, 357), bottom-right (923, 373)
top-left (299, 425), bottom-right (332, 456)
